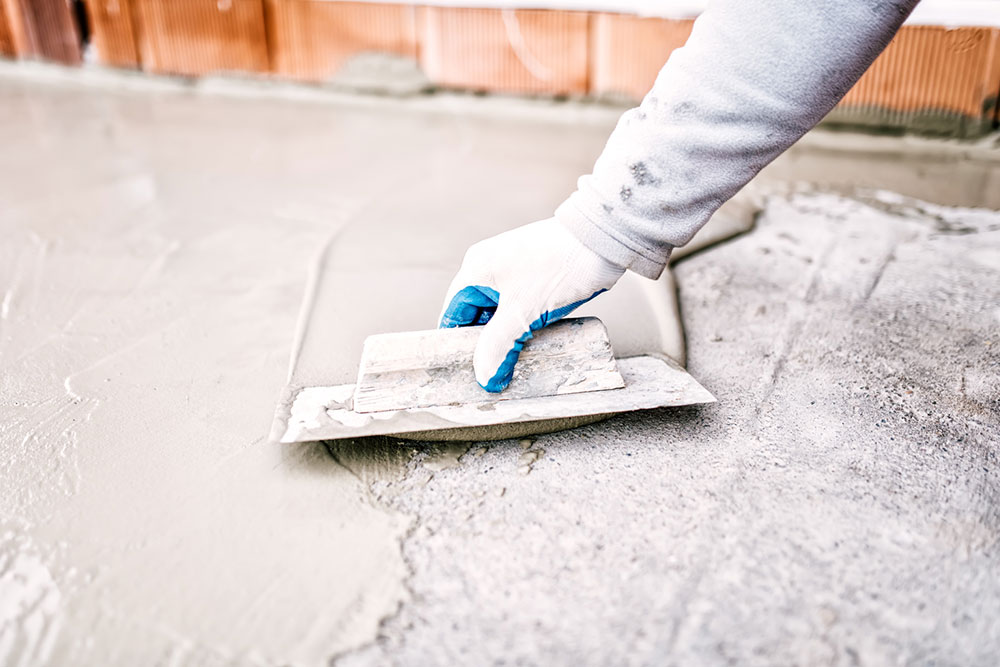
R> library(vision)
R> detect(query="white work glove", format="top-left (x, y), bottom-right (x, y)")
top-left (439, 218), bottom-right (625, 392)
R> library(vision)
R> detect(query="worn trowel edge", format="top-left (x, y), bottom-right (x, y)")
top-left (271, 353), bottom-right (715, 444)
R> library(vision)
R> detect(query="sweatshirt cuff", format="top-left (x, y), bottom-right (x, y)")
top-left (554, 196), bottom-right (670, 280)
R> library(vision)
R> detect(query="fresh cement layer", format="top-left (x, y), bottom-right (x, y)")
top-left (0, 81), bottom-right (428, 664)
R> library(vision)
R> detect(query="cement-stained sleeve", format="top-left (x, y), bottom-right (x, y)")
top-left (555, 0), bottom-right (921, 279)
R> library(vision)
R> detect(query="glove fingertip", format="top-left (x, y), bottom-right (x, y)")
top-left (475, 330), bottom-right (531, 393)
top-left (479, 347), bottom-right (520, 393)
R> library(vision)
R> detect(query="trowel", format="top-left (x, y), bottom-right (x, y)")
top-left (271, 316), bottom-right (715, 443)
top-left (268, 197), bottom-right (755, 444)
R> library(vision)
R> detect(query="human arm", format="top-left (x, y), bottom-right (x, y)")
top-left (442, 0), bottom-right (921, 392)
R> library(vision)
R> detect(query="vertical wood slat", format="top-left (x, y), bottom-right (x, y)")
top-left (589, 17), bottom-right (998, 135)
top-left (0, 0), bottom-right (82, 64)
top-left (0, 0), bottom-right (24, 56)
top-left (419, 7), bottom-right (589, 96)
top-left (0, 0), bottom-right (29, 56)
top-left (986, 25), bottom-right (1000, 125)
top-left (0, 2), bottom-right (997, 136)
top-left (83, 0), bottom-right (140, 67)
top-left (0, 0), bottom-right (14, 56)
top-left (266, 0), bottom-right (417, 82)
top-left (29, 0), bottom-right (82, 64)
top-left (133, 0), bottom-right (268, 76)
top-left (588, 12), bottom-right (693, 101)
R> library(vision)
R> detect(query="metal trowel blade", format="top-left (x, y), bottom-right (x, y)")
top-left (352, 317), bottom-right (625, 413)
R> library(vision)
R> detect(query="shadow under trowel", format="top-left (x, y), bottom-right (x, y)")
top-left (324, 437), bottom-right (417, 484)
top-left (277, 436), bottom-right (418, 484)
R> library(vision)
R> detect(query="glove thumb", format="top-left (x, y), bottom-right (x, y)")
top-left (473, 303), bottom-right (533, 393)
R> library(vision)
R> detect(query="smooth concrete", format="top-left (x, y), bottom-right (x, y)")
top-left (1, 70), bottom-right (999, 666)
top-left (0, 80), bottom-right (422, 665)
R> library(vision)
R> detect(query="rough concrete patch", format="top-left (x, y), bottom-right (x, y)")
top-left (670, 192), bottom-right (760, 263)
top-left (421, 442), bottom-right (471, 472)
top-left (0, 527), bottom-right (63, 667)
top-left (337, 191), bottom-right (1000, 666)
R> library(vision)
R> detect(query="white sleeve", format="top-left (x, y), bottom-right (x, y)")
top-left (555, 0), bottom-right (920, 278)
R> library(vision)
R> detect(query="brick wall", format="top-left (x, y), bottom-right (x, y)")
top-left (84, 0), bottom-right (140, 67)
top-left (266, 0), bottom-right (418, 82)
top-left (0, 0), bottom-right (15, 57)
top-left (6, 1), bottom-right (1000, 136)
top-left (829, 26), bottom-right (1000, 136)
top-left (419, 7), bottom-right (589, 95)
top-left (1, 0), bottom-right (82, 63)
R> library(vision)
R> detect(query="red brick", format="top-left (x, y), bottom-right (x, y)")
top-left (266, 0), bottom-right (417, 82)
top-left (133, 0), bottom-right (268, 76)
top-left (83, 0), bottom-right (140, 68)
top-left (0, 0), bottom-right (14, 57)
top-left (419, 7), bottom-right (589, 96)
top-left (834, 25), bottom-right (1000, 135)
top-left (589, 12), bottom-right (693, 101)
top-left (0, 0), bottom-right (83, 64)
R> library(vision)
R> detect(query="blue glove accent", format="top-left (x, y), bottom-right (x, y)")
top-left (483, 288), bottom-right (607, 392)
top-left (440, 285), bottom-right (501, 328)
top-left (441, 287), bottom-right (608, 392)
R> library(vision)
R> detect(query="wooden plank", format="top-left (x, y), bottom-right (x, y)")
top-left (0, 0), bottom-right (28, 56)
top-left (419, 7), bottom-right (589, 95)
top-left (30, 0), bottom-right (82, 63)
top-left (832, 25), bottom-right (1000, 137)
top-left (265, 0), bottom-right (417, 82)
top-left (133, 0), bottom-right (268, 76)
top-left (353, 317), bottom-right (625, 414)
top-left (0, 0), bottom-right (82, 63)
top-left (589, 13), bottom-right (693, 101)
top-left (83, 0), bottom-right (140, 67)
top-left (0, 0), bottom-right (15, 56)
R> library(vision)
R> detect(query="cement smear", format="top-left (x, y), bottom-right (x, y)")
top-left (0, 81), bottom-right (422, 664)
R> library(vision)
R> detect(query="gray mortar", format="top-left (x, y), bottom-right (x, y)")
top-left (335, 189), bottom-right (1000, 666)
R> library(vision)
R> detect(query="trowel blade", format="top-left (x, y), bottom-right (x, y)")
top-left (352, 317), bottom-right (625, 413)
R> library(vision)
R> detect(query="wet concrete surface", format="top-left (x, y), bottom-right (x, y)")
top-left (1, 69), bottom-right (999, 665)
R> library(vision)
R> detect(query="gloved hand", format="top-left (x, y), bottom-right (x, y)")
top-left (439, 218), bottom-right (625, 392)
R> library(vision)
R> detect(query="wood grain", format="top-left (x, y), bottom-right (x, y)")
top-left (0, 0), bottom-right (15, 56)
top-left (83, 0), bottom-right (140, 67)
top-left (419, 7), bottom-right (589, 95)
top-left (266, 0), bottom-right (417, 82)
top-left (0, 0), bottom-right (82, 63)
top-left (133, 0), bottom-right (268, 76)
top-left (589, 13), bottom-right (693, 102)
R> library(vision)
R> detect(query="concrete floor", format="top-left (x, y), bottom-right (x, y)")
top-left (1, 68), bottom-right (999, 666)
top-left (340, 192), bottom-right (1000, 666)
